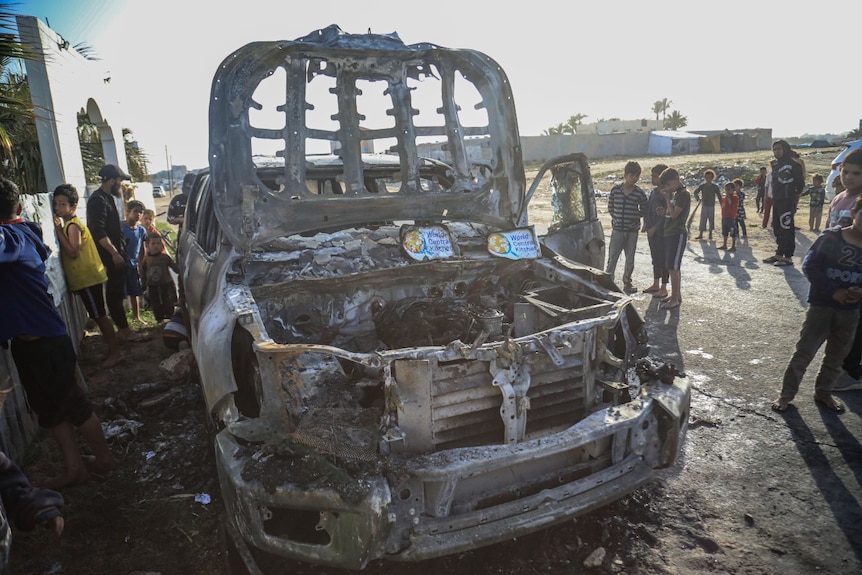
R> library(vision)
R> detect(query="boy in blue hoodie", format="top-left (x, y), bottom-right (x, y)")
top-left (0, 177), bottom-right (118, 488)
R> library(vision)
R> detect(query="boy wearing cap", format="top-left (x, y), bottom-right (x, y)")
top-left (86, 164), bottom-right (145, 342)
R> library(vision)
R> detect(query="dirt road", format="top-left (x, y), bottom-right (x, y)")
top-left (11, 152), bottom-right (862, 575)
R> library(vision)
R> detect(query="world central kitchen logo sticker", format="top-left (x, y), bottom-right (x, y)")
top-left (401, 225), bottom-right (456, 261)
top-left (487, 228), bottom-right (540, 260)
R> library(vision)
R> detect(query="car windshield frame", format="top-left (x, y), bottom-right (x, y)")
top-left (208, 25), bottom-right (526, 251)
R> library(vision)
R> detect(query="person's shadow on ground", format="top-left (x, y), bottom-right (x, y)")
top-left (643, 299), bottom-right (684, 376)
top-left (778, 403), bottom-right (862, 565)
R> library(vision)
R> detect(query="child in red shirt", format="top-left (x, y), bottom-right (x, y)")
top-left (719, 182), bottom-right (738, 251)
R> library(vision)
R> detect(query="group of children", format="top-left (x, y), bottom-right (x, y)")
top-left (697, 166), bottom-right (832, 252)
top-left (0, 174), bottom-right (188, 566)
top-left (607, 162), bottom-right (688, 309)
top-left (114, 201), bottom-right (179, 324)
top-left (773, 148), bottom-right (862, 414)
top-left (693, 169), bottom-right (748, 249)
top-left (605, 146), bottom-right (862, 417)
top-left (54, 187), bottom-right (180, 345)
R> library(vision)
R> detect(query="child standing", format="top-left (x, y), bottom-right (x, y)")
top-left (719, 182), bottom-right (739, 251)
top-left (122, 200), bottom-right (147, 322)
top-left (694, 169), bottom-right (721, 240)
top-left (755, 166), bottom-right (767, 215)
top-left (605, 161), bottom-right (647, 293)
top-left (641, 163), bottom-right (670, 298)
top-left (0, 177), bottom-right (118, 488)
top-left (52, 184), bottom-right (121, 366)
top-left (659, 167), bottom-right (690, 310)
top-left (801, 174), bottom-right (826, 232)
top-left (141, 208), bottom-right (159, 239)
top-left (140, 234), bottom-right (179, 322)
top-left (772, 151), bottom-right (862, 414)
top-left (733, 178), bottom-right (747, 239)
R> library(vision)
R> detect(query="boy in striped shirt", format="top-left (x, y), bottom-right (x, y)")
top-left (605, 161), bottom-right (647, 293)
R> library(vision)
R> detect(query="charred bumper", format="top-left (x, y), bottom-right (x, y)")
top-left (216, 376), bottom-right (689, 570)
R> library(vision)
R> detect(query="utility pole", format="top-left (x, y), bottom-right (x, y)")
top-left (165, 145), bottom-right (174, 196)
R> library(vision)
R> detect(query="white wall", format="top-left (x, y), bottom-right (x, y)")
top-left (16, 16), bottom-right (130, 197)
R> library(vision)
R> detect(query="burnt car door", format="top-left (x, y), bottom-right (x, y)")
top-left (522, 153), bottom-right (606, 270)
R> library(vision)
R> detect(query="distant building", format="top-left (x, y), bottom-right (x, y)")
top-left (576, 119), bottom-right (663, 135)
top-left (647, 130), bottom-right (705, 155)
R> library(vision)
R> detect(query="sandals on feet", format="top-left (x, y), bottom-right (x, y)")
top-left (763, 255), bottom-right (779, 263)
top-left (774, 259), bottom-right (793, 267)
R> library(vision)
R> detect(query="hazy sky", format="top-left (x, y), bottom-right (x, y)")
top-left (16, 0), bottom-right (856, 171)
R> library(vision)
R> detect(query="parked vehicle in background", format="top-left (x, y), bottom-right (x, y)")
top-left (152, 185), bottom-right (166, 198)
top-left (177, 24), bottom-right (690, 572)
top-left (826, 139), bottom-right (862, 200)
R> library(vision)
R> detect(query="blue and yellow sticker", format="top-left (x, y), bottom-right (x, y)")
top-left (487, 228), bottom-right (540, 260)
top-left (401, 225), bottom-right (456, 261)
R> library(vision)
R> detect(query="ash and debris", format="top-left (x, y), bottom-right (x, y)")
top-left (374, 298), bottom-right (489, 348)
top-left (99, 369), bottom-right (216, 498)
top-left (239, 223), bottom-right (488, 284)
top-left (238, 407), bottom-right (384, 501)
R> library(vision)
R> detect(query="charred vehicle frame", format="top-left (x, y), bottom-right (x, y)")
top-left (177, 25), bottom-right (690, 572)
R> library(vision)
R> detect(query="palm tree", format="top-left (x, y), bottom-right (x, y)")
top-left (77, 111), bottom-right (103, 183)
top-left (564, 114), bottom-right (588, 133)
top-left (663, 110), bottom-right (688, 131)
top-left (542, 122), bottom-right (567, 136)
top-left (0, 68), bottom-right (44, 192)
top-left (123, 128), bottom-right (148, 181)
top-left (543, 114), bottom-right (589, 136)
top-left (0, 5), bottom-right (43, 190)
top-left (652, 98), bottom-right (673, 121)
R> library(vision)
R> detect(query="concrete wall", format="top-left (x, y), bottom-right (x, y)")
top-left (576, 119), bottom-right (663, 135)
top-left (520, 128), bottom-right (772, 164)
top-left (521, 132), bottom-right (652, 164)
top-left (403, 130), bottom-right (773, 167)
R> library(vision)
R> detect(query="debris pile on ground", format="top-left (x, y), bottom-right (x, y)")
top-left (159, 348), bottom-right (197, 384)
top-left (250, 227), bottom-right (408, 282)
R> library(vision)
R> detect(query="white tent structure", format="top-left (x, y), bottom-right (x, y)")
top-left (647, 130), bottom-right (706, 155)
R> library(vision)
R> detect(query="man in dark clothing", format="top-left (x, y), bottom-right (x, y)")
top-left (167, 172), bottom-right (196, 230)
top-left (86, 164), bottom-right (143, 341)
top-left (763, 140), bottom-right (804, 267)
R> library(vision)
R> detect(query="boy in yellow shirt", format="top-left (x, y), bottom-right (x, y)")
top-left (52, 184), bottom-right (121, 366)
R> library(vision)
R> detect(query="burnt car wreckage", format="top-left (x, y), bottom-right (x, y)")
top-left (177, 25), bottom-right (690, 572)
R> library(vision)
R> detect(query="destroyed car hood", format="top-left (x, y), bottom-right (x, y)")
top-left (208, 25), bottom-right (526, 251)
